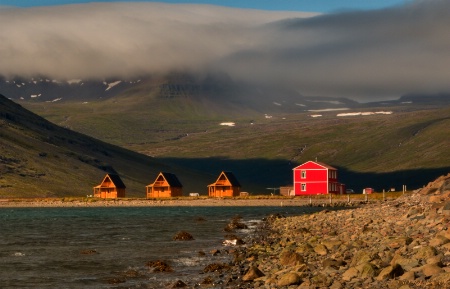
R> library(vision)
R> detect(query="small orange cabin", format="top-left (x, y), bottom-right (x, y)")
top-left (208, 171), bottom-right (241, 197)
top-left (93, 173), bottom-right (126, 198)
top-left (146, 172), bottom-right (183, 198)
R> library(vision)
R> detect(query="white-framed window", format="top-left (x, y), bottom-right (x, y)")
top-left (301, 170), bottom-right (306, 179)
top-left (301, 183), bottom-right (306, 191)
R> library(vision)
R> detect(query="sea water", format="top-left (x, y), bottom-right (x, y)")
top-left (0, 206), bottom-right (323, 288)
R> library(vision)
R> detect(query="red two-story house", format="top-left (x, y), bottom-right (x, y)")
top-left (293, 161), bottom-right (344, 195)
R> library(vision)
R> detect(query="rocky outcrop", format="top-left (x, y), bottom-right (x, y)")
top-left (172, 231), bottom-right (194, 241)
top-left (233, 174), bottom-right (450, 288)
top-left (146, 260), bottom-right (173, 272)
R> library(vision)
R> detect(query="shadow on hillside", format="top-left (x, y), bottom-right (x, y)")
top-left (157, 157), bottom-right (449, 194)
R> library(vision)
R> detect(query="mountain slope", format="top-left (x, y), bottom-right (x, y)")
top-left (2, 73), bottom-right (450, 194)
top-left (0, 94), bottom-right (211, 197)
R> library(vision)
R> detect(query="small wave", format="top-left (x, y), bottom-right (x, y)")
top-left (12, 252), bottom-right (25, 257)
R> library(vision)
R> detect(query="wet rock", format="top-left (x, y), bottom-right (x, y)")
top-left (119, 269), bottom-right (143, 278)
top-left (295, 243), bottom-right (313, 254)
top-left (356, 262), bottom-right (377, 278)
top-left (104, 277), bottom-right (126, 284)
top-left (210, 249), bottom-right (221, 256)
top-left (376, 264), bottom-right (404, 280)
top-left (431, 272), bottom-right (450, 283)
top-left (426, 254), bottom-right (444, 265)
top-left (443, 202), bottom-right (450, 216)
top-left (146, 260), bottom-right (173, 272)
top-left (342, 267), bottom-right (359, 281)
top-left (313, 243), bottom-right (328, 256)
top-left (277, 272), bottom-right (302, 286)
top-left (421, 263), bottom-right (444, 277)
top-left (385, 236), bottom-right (413, 249)
top-left (223, 217), bottom-right (248, 232)
top-left (323, 258), bottom-right (346, 269)
top-left (329, 280), bottom-right (343, 289)
top-left (203, 263), bottom-right (229, 273)
top-left (429, 235), bottom-right (450, 247)
top-left (170, 280), bottom-right (187, 288)
top-left (173, 231), bottom-right (194, 241)
top-left (350, 250), bottom-right (374, 267)
top-left (310, 273), bottom-right (331, 287)
top-left (242, 266), bottom-right (265, 281)
top-left (399, 271), bottom-right (416, 281)
top-left (223, 234), bottom-right (245, 246)
top-left (393, 257), bottom-right (419, 271)
top-left (279, 249), bottom-right (304, 266)
top-left (264, 213), bottom-right (286, 222)
top-left (200, 276), bottom-right (214, 285)
top-left (321, 239), bottom-right (342, 251)
top-left (414, 246), bottom-right (437, 259)
top-left (80, 249), bottom-right (98, 255)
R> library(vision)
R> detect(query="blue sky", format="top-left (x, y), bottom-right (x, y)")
top-left (0, 0), bottom-right (408, 13)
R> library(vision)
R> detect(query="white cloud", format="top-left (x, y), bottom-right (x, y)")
top-left (1, 1), bottom-right (449, 100)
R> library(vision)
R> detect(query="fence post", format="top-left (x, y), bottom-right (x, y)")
top-left (365, 193), bottom-right (368, 202)
top-left (347, 194), bottom-right (350, 203)
top-left (329, 194), bottom-right (332, 204)
top-left (383, 189), bottom-right (385, 201)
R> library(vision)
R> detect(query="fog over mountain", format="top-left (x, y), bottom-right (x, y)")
top-left (1, 1), bottom-right (449, 101)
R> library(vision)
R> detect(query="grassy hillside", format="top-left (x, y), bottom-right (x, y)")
top-left (17, 84), bottom-right (450, 194)
top-left (139, 106), bottom-right (450, 193)
top-left (0, 95), bottom-right (213, 198)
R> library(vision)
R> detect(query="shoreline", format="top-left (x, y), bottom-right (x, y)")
top-left (0, 194), bottom-right (392, 208)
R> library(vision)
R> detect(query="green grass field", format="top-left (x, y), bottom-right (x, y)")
top-left (6, 83), bottom-right (450, 198)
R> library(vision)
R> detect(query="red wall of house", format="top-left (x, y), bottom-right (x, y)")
top-left (294, 182), bottom-right (328, 195)
top-left (293, 161), bottom-right (339, 195)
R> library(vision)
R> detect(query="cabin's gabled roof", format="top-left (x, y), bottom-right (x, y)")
top-left (160, 172), bottom-right (183, 187)
top-left (106, 173), bottom-right (126, 188)
top-left (223, 171), bottom-right (241, 187)
top-left (209, 171), bottom-right (241, 187)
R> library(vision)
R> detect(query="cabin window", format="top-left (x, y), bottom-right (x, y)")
top-left (301, 183), bottom-right (306, 191)
top-left (301, 170), bottom-right (306, 179)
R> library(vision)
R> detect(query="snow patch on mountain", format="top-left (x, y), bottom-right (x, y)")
top-left (308, 108), bottom-right (350, 112)
top-left (46, 98), bottom-right (62, 102)
top-left (307, 100), bottom-right (344, 105)
top-left (104, 80), bottom-right (122, 91)
top-left (337, 111), bottom-right (393, 117)
top-left (220, 122), bottom-right (235, 127)
top-left (67, 79), bottom-right (82, 85)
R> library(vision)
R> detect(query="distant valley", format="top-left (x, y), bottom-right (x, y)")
top-left (1, 73), bottom-right (449, 196)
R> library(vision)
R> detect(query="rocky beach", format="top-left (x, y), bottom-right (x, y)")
top-left (228, 174), bottom-right (450, 289)
top-left (0, 196), bottom-right (361, 208)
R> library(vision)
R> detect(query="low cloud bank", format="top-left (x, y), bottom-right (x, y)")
top-left (1, 1), bottom-right (449, 100)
